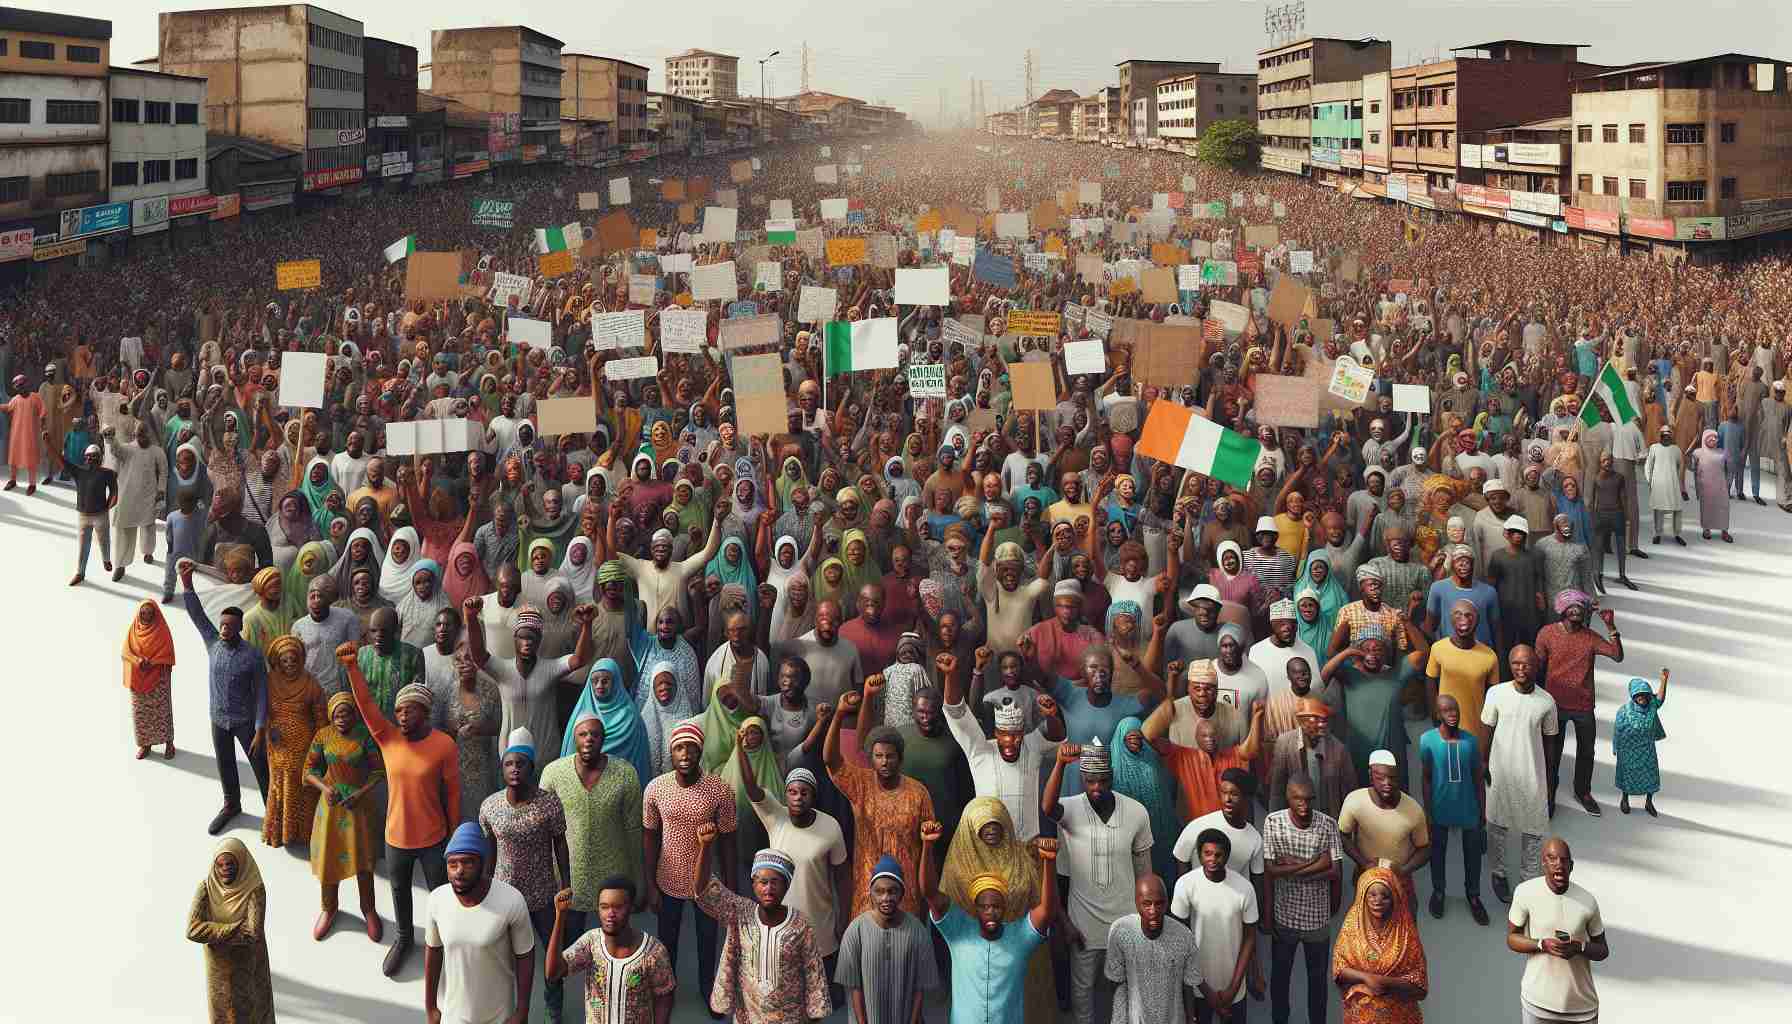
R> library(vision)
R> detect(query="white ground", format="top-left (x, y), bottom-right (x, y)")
top-left (4, 466), bottom-right (1790, 1023)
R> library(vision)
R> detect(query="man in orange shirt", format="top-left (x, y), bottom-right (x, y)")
top-left (1145, 661), bottom-right (1265, 819)
top-left (1692, 357), bottom-right (1720, 430)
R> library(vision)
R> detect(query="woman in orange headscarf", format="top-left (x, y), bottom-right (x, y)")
top-left (262, 635), bottom-right (328, 848)
top-left (1332, 867), bottom-right (1429, 1023)
top-left (122, 599), bottom-right (178, 760)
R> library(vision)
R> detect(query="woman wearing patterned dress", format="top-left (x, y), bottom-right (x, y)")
top-left (122, 598), bottom-right (177, 760)
top-left (437, 646), bottom-right (504, 822)
top-left (186, 836), bottom-right (275, 1023)
top-left (304, 691), bottom-right (384, 942)
top-left (262, 635), bottom-right (327, 848)
top-left (1331, 867), bottom-right (1428, 1024)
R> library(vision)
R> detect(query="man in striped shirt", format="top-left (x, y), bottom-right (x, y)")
top-left (1243, 515), bottom-right (1298, 601)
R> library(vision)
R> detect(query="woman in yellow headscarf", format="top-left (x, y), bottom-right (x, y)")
top-left (941, 797), bottom-right (1054, 1022)
top-left (1412, 474), bottom-right (1466, 569)
top-left (305, 691), bottom-right (385, 942)
top-left (1331, 867), bottom-right (1429, 1024)
top-left (262, 635), bottom-right (327, 848)
top-left (837, 528), bottom-right (877, 616)
top-left (186, 837), bottom-right (275, 1023)
top-left (241, 567), bottom-right (292, 656)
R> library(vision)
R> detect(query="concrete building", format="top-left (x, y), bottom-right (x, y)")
top-left (157, 5), bottom-right (365, 195)
top-left (1308, 79), bottom-right (1364, 183)
top-left (1154, 69), bottom-right (1256, 149)
top-left (561, 53), bottom-right (649, 160)
top-left (415, 90), bottom-right (489, 180)
top-left (0, 7), bottom-right (113, 279)
top-left (1032, 88), bottom-right (1080, 137)
top-left (1255, 37), bottom-right (1390, 176)
top-left (1116, 59), bottom-right (1220, 138)
top-left (1361, 70), bottom-right (1391, 179)
top-left (1569, 54), bottom-right (1792, 256)
top-left (647, 90), bottom-right (699, 156)
top-left (362, 37), bottom-right (416, 187)
top-left (109, 66), bottom-right (208, 249)
top-left (1389, 41), bottom-right (1599, 203)
top-left (429, 26), bottom-right (563, 165)
top-left (665, 49), bottom-right (737, 102)
top-left (1075, 93), bottom-right (1101, 140)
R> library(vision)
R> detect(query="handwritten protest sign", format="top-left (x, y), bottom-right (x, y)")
top-left (1005, 311), bottom-right (1061, 337)
top-left (276, 259), bottom-right (320, 290)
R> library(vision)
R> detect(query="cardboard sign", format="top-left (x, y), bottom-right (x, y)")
top-left (795, 228), bottom-right (825, 259)
top-left (659, 308), bottom-right (709, 352)
top-left (627, 274), bottom-right (656, 306)
top-left (814, 164), bottom-right (838, 185)
top-left (906, 362), bottom-right (947, 398)
top-left (277, 351), bottom-right (327, 408)
top-left (769, 199), bottom-right (794, 220)
top-left (603, 355), bottom-right (659, 381)
top-left (1078, 181), bottom-right (1102, 204)
top-left (718, 313), bottom-right (782, 351)
top-left (731, 352), bottom-right (788, 437)
top-left (1010, 362), bottom-right (1057, 411)
top-left (1063, 339), bottom-right (1106, 376)
top-left (894, 266), bottom-right (949, 306)
top-left (536, 397), bottom-right (598, 437)
top-left (1133, 322), bottom-right (1204, 388)
top-left (716, 188), bottom-right (739, 209)
top-left (691, 261), bottom-right (738, 302)
top-left (825, 238), bottom-right (867, 266)
top-left (677, 203), bottom-right (696, 226)
top-left (700, 206), bottom-right (738, 243)
top-left (1208, 300), bottom-right (1250, 334)
top-left (1266, 276), bottom-right (1313, 329)
top-left (662, 179), bottom-right (686, 200)
top-left (1244, 224), bottom-right (1280, 249)
top-left (755, 260), bottom-right (782, 292)
top-left (539, 250), bottom-right (574, 278)
top-left (593, 310), bottom-right (646, 349)
top-left (730, 159), bottom-right (753, 184)
top-left (995, 212), bottom-right (1029, 239)
top-left (275, 259), bottom-right (320, 290)
top-left (596, 211), bottom-right (638, 253)
top-left (609, 178), bottom-right (631, 205)
top-left (1338, 254), bottom-right (1362, 282)
top-left (819, 197), bottom-right (848, 221)
top-left (1005, 311), bottom-right (1060, 337)
top-left (508, 317), bottom-right (551, 347)
top-left (1327, 356), bottom-right (1374, 405)
top-left (1289, 250), bottom-right (1314, 273)
top-left (797, 285), bottom-right (837, 324)
top-left (640, 229), bottom-right (659, 249)
top-left (1252, 374), bottom-right (1321, 427)
top-left (1392, 383), bottom-right (1432, 414)
top-left (1151, 242), bottom-right (1185, 267)
top-left (1140, 266), bottom-right (1177, 304)
top-left (579, 191), bottom-right (601, 211)
top-left (868, 233), bottom-right (899, 269)
top-left (404, 252), bottom-right (461, 300)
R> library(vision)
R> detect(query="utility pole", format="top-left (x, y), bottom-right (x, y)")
top-left (1024, 49), bottom-right (1036, 104)
top-left (801, 42), bottom-right (810, 92)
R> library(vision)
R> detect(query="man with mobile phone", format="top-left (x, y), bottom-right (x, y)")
top-left (1506, 838), bottom-right (1608, 1024)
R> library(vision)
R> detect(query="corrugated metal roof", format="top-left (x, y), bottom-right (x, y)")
top-left (205, 134), bottom-right (301, 162)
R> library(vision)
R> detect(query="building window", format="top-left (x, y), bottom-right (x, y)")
top-left (176, 157), bottom-right (199, 180)
top-left (1441, 87), bottom-right (1452, 105)
top-left (1368, 130), bottom-right (1380, 145)
top-left (1716, 177), bottom-right (1737, 198)
top-left (112, 98), bottom-right (139, 122)
top-left (111, 161), bottom-right (138, 186)
top-left (308, 65), bottom-right (365, 93)
top-left (0, 176), bottom-right (25, 202)
top-left (1369, 100), bottom-right (1380, 113)
top-left (143, 160), bottom-right (171, 184)
top-left (45, 100), bottom-right (100, 125)
top-left (1577, 173), bottom-right (1593, 193)
top-left (145, 101), bottom-right (171, 124)
top-left (46, 171), bottom-right (99, 196)
top-left (1601, 124), bottom-right (1618, 142)
top-left (1629, 179), bottom-right (1647, 198)
top-left (1720, 121), bottom-right (1736, 143)
top-left (176, 102), bottom-right (199, 125)
top-left (1666, 180), bottom-right (1707, 201)
top-left (1576, 124), bottom-right (1592, 143)
top-left (19, 40), bottom-right (53, 60)
top-left (0, 40), bottom-right (7, 56)
top-left (1602, 176), bottom-right (1618, 195)
top-left (1628, 123), bottom-right (1645, 143)
top-left (0, 98), bottom-right (27, 124)
top-left (1665, 123), bottom-right (1705, 144)
top-left (66, 45), bottom-right (100, 63)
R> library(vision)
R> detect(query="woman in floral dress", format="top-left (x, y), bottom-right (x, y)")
top-left (304, 691), bottom-right (384, 942)
top-left (263, 634), bottom-right (327, 848)
top-left (439, 647), bottom-right (503, 822)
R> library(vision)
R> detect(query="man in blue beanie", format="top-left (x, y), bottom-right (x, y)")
top-left (426, 821), bottom-right (536, 1024)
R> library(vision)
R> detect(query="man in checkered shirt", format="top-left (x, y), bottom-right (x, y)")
top-left (1262, 776), bottom-right (1343, 1024)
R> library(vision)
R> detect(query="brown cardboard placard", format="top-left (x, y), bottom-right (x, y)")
top-left (1266, 276), bottom-right (1313, 329)
top-left (1031, 199), bottom-right (1064, 232)
top-left (662, 179), bottom-right (686, 201)
top-left (731, 352), bottom-right (789, 437)
top-left (1009, 362), bottom-right (1057, 411)
top-left (1133, 321), bottom-right (1204, 389)
top-left (1140, 266), bottom-right (1177, 304)
top-left (1251, 374), bottom-right (1321, 427)
top-left (1150, 242), bottom-right (1185, 268)
top-left (596, 211), bottom-right (638, 253)
top-left (677, 203), bottom-right (695, 225)
top-left (536, 396), bottom-right (598, 437)
top-left (1244, 224), bottom-right (1280, 249)
top-left (404, 252), bottom-right (463, 301)
top-left (730, 159), bottom-right (753, 184)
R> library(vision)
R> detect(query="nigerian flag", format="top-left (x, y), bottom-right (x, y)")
top-left (1580, 361), bottom-right (1639, 427)
top-left (823, 318), bottom-right (898, 377)
top-left (765, 218), bottom-right (797, 245)
top-left (383, 235), bottom-right (415, 264)
top-left (534, 226), bottom-right (572, 253)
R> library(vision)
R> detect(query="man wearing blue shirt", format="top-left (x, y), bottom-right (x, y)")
top-left (179, 559), bottom-right (270, 835)
top-left (918, 818), bottom-right (1057, 1024)
top-left (1418, 694), bottom-right (1489, 925)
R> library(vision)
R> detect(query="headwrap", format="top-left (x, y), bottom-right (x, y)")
top-left (1332, 867), bottom-right (1428, 1009)
top-left (785, 766), bottom-right (819, 792)
top-left (252, 566), bottom-right (282, 601)
top-left (596, 559), bottom-right (628, 585)
top-left (504, 726), bottom-right (536, 761)
top-left (1079, 736), bottom-right (1112, 775)
top-left (202, 838), bottom-right (266, 927)
top-left (751, 849), bottom-right (796, 883)
top-left (1295, 696), bottom-right (1332, 719)
top-left (394, 682), bottom-right (434, 711)
top-left (1355, 562), bottom-right (1384, 582)
top-left (869, 854), bottom-right (905, 891)
top-left (941, 798), bottom-right (1037, 919)
top-left (993, 541), bottom-right (1025, 565)
top-left (559, 658), bottom-right (652, 784)
top-left (967, 874), bottom-right (1009, 903)
top-left (446, 821), bottom-right (488, 860)
top-left (1553, 589), bottom-right (1592, 615)
top-left (327, 690), bottom-right (357, 717)
top-left (1356, 621), bottom-right (1391, 645)
top-left (122, 600), bottom-right (176, 693)
top-left (651, 527), bottom-right (675, 545)
top-left (668, 720), bottom-right (705, 752)
top-left (1615, 677), bottom-right (1667, 743)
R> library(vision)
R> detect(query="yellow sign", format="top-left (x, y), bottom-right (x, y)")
top-left (1005, 311), bottom-right (1062, 337)
top-left (1151, 242), bottom-right (1185, 267)
top-left (33, 238), bottom-right (86, 262)
top-left (1109, 278), bottom-right (1137, 298)
top-left (539, 250), bottom-right (574, 278)
top-left (825, 238), bottom-right (867, 266)
top-left (1043, 235), bottom-right (1065, 254)
top-left (915, 211), bottom-right (943, 234)
top-left (275, 258), bottom-right (321, 290)
top-left (672, 292), bottom-right (693, 307)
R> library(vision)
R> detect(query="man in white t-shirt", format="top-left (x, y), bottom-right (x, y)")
top-left (1507, 838), bottom-right (1608, 1024)
top-left (748, 765), bottom-right (850, 960)
top-left (1169, 826), bottom-right (1259, 1021)
top-left (426, 822), bottom-right (536, 1024)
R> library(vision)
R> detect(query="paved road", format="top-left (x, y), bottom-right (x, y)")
top-left (5, 473), bottom-right (1789, 1022)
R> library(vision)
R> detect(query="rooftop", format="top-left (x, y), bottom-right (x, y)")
top-left (1256, 37), bottom-right (1387, 55)
top-left (109, 65), bottom-right (205, 82)
top-left (1492, 114), bottom-right (1573, 131)
top-left (205, 133), bottom-right (300, 163)
top-left (0, 6), bottom-right (111, 39)
top-left (1452, 40), bottom-right (1590, 51)
top-left (562, 53), bottom-right (650, 70)
top-left (1115, 58), bottom-right (1222, 68)
top-left (667, 49), bottom-right (737, 62)
top-left (1573, 53), bottom-right (1785, 80)
top-left (164, 5), bottom-right (361, 28)
top-left (434, 25), bottom-right (564, 48)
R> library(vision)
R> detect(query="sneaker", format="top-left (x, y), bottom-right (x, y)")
top-left (1674, 536), bottom-right (1687, 546)
top-left (1578, 793), bottom-right (1603, 817)
top-left (207, 804), bottom-right (241, 835)
top-left (2, 480), bottom-right (13, 491)
top-left (1630, 548), bottom-right (1649, 558)
top-left (1428, 890), bottom-right (1445, 918)
top-left (111, 566), bottom-right (125, 582)
top-left (1491, 873), bottom-right (1513, 905)
top-left (1467, 895), bottom-right (1491, 925)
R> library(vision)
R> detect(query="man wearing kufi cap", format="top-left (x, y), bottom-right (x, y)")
top-left (1338, 748), bottom-right (1429, 908)
top-left (1042, 737), bottom-right (1153, 1024)
top-left (1251, 598), bottom-right (1321, 741)
top-left (1023, 577), bottom-right (1103, 682)
top-left (740, 759), bottom-right (850, 960)
top-left (613, 510), bottom-right (722, 626)
top-left (837, 852), bottom-right (940, 1024)
top-left (67, 438), bottom-right (118, 586)
top-left (690, 823), bottom-right (834, 1024)
top-left (1267, 696), bottom-right (1356, 819)
top-left (942, 648), bottom-right (1066, 841)
top-left (642, 718), bottom-right (738, 1004)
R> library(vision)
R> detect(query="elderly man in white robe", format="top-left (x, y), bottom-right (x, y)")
top-left (102, 419), bottom-right (168, 580)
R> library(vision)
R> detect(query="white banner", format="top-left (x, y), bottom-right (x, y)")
top-left (604, 355), bottom-right (660, 380)
top-left (593, 310), bottom-right (646, 349)
top-left (660, 308), bottom-right (709, 353)
top-left (691, 261), bottom-right (738, 302)
top-left (797, 285), bottom-right (837, 323)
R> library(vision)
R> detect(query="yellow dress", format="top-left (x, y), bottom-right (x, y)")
top-left (305, 723), bottom-right (384, 884)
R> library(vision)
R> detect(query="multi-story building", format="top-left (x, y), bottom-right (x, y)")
top-left (1390, 41), bottom-right (1599, 204)
top-left (1032, 88), bottom-right (1080, 137)
top-left (647, 90), bottom-right (699, 155)
top-left (1131, 95), bottom-right (1153, 143)
top-left (1308, 79), bottom-right (1363, 184)
top-left (985, 109), bottom-right (1021, 136)
top-left (1116, 59), bottom-right (1219, 138)
top-left (1569, 54), bottom-right (1792, 257)
top-left (157, 5), bottom-right (365, 196)
top-left (1074, 93), bottom-right (1100, 140)
top-left (430, 26), bottom-right (563, 166)
top-left (416, 90), bottom-right (489, 180)
top-left (362, 37), bottom-right (415, 188)
top-left (0, 7), bottom-right (113, 279)
top-left (561, 53), bottom-right (649, 161)
top-left (1256, 37), bottom-right (1389, 176)
top-left (109, 66), bottom-right (208, 250)
top-left (1361, 70), bottom-right (1391, 181)
top-left (665, 49), bottom-right (737, 102)
top-left (1154, 69), bottom-right (1256, 150)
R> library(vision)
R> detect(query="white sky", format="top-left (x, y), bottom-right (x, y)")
top-left (56, 0), bottom-right (1792, 126)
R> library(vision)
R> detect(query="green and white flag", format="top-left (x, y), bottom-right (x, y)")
top-left (382, 235), bottom-right (415, 264)
top-left (534, 225), bottom-right (575, 254)
top-left (1137, 402), bottom-right (1262, 489)
top-left (765, 218), bottom-right (797, 245)
top-left (823, 317), bottom-right (898, 377)
top-left (1580, 361), bottom-right (1639, 427)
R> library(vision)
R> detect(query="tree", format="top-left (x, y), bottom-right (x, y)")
top-left (1197, 120), bottom-right (1261, 172)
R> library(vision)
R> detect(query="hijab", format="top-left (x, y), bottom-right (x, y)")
top-left (122, 599), bottom-right (176, 693)
top-left (638, 660), bottom-right (700, 778)
top-left (813, 556), bottom-right (849, 611)
top-left (559, 535), bottom-right (598, 600)
top-left (940, 797), bottom-right (1039, 920)
top-left (1294, 585), bottom-right (1332, 658)
top-left (299, 456), bottom-right (343, 535)
top-left (202, 837), bottom-right (265, 926)
top-left (378, 526), bottom-right (421, 604)
top-left (1614, 676), bottom-right (1666, 742)
top-left (266, 634), bottom-right (319, 703)
top-left (1296, 549), bottom-right (1348, 638)
top-left (775, 455), bottom-right (811, 510)
top-left (283, 540), bottom-right (337, 621)
top-left (538, 576), bottom-right (581, 658)
top-left (559, 658), bottom-right (653, 783)
top-left (1109, 715), bottom-right (1181, 882)
top-left (719, 715), bottom-right (783, 832)
top-left (1215, 539), bottom-right (1244, 581)
top-left (695, 673), bottom-right (757, 774)
top-left (335, 526), bottom-right (385, 598)
top-left (705, 535), bottom-right (758, 596)
top-left (1332, 868), bottom-right (1428, 1012)
top-left (444, 540), bottom-right (492, 607)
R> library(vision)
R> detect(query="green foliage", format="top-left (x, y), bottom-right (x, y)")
top-left (1197, 120), bottom-right (1262, 171)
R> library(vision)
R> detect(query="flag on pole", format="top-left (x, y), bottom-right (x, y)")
top-left (1137, 401), bottom-right (1262, 488)
top-left (1579, 361), bottom-right (1639, 427)
top-left (383, 235), bottom-right (415, 264)
top-left (534, 226), bottom-right (574, 253)
top-left (822, 318), bottom-right (899, 377)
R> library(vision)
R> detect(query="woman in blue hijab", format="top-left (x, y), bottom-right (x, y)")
top-left (559, 658), bottom-right (652, 786)
top-left (1109, 715), bottom-right (1181, 883)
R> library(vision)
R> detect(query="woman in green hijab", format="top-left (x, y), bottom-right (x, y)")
top-left (721, 715), bottom-right (783, 890)
top-left (836, 528), bottom-right (877, 616)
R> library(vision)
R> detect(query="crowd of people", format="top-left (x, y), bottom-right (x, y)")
top-left (8, 127), bottom-right (1773, 1024)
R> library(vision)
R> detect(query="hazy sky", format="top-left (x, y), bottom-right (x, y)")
top-left (61, 0), bottom-right (1792, 126)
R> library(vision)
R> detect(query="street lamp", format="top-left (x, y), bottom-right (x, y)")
top-left (759, 50), bottom-right (779, 143)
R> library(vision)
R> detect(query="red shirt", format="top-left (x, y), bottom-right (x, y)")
top-left (1025, 618), bottom-right (1104, 681)
top-left (1532, 623), bottom-right (1620, 714)
top-left (839, 615), bottom-right (903, 673)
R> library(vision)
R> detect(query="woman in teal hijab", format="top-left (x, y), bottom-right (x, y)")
top-left (1110, 715), bottom-right (1181, 883)
top-left (1295, 549), bottom-right (1348, 645)
top-left (298, 456), bottom-right (343, 536)
top-left (1294, 585), bottom-right (1333, 660)
top-left (559, 658), bottom-right (652, 786)
top-left (705, 536), bottom-right (758, 609)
